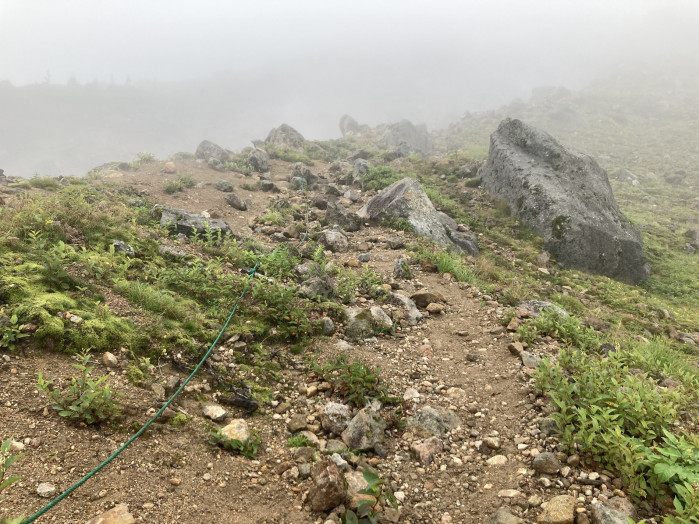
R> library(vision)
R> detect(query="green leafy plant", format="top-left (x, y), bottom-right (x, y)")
top-left (287, 434), bottom-right (312, 448)
top-left (137, 151), bottom-right (155, 163)
top-left (311, 355), bottom-right (397, 407)
top-left (37, 349), bottom-right (122, 425)
top-left (341, 470), bottom-right (398, 524)
top-left (163, 180), bottom-right (184, 194)
top-left (0, 314), bottom-right (29, 352)
top-left (1, 438), bottom-right (23, 499)
top-left (208, 429), bottom-right (260, 459)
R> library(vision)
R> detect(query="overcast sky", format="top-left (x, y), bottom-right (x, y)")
top-left (2, 1), bottom-right (697, 89)
top-left (1, 0), bottom-right (698, 176)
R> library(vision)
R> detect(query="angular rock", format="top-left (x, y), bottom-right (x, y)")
top-left (287, 414), bottom-right (307, 434)
top-left (220, 419), bottom-right (249, 442)
top-left (224, 192), bottom-right (248, 211)
top-left (532, 452), bottom-right (561, 475)
top-left (102, 352), bottom-right (119, 368)
top-left (195, 140), bottom-right (232, 167)
top-left (86, 503), bottom-right (135, 524)
top-left (487, 507), bottom-right (525, 524)
top-left (290, 162), bottom-right (319, 189)
top-left (343, 308), bottom-right (375, 342)
top-left (518, 300), bottom-right (568, 318)
top-left (380, 120), bottom-right (432, 154)
top-left (341, 407), bottom-right (386, 451)
top-left (266, 124), bottom-right (305, 149)
top-left (339, 115), bottom-right (361, 137)
top-left (411, 290), bottom-right (446, 309)
top-left (158, 245), bottom-right (188, 259)
top-left (358, 178), bottom-right (475, 253)
top-left (36, 482), bottom-right (56, 498)
top-left (411, 436), bottom-right (444, 465)
top-left (203, 404), bottom-right (227, 422)
top-left (309, 459), bottom-right (347, 512)
top-left (386, 292), bottom-right (423, 325)
top-left (407, 406), bottom-right (461, 438)
top-left (153, 205), bottom-right (232, 240)
top-left (320, 227), bottom-right (349, 253)
top-left (215, 180), bottom-right (234, 192)
top-left (487, 455), bottom-right (508, 466)
top-left (393, 255), bottom-right (412, 279)
top-left (321, 317), bottom-right (335, 336)
top-left (590, 505), bottom-right (626, 524)
top-left (298, 276), bottom-right (336, 300)
top-left (247, 148), bottom-right (269, 173)
top-left (521, 351), bottom-right (542, 369)
top-left (112, 240), bottom-right (135, 256)
top-left (370, 306), bottom-right (393, 331)
top-left (321, 402), bottom-right (351, 436)
top-left (352, 159), bottom-right (370, 184)
top-left (325, 201), bottom-right (363, 232)
top-left (479, 119), bottom-right (649, 284)
top-left (538, 495), bottom-right (575, 524)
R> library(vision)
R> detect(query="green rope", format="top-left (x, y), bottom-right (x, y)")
top-left (21, 262), bottom-right (259, 524)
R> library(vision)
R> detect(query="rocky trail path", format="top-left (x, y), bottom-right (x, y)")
top-left (0, 159), bottom-right (629, 524)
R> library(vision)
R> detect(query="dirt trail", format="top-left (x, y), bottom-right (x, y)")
top-left (0, 160), bottom-right (570, 524)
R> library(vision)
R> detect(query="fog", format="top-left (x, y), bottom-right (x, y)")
top-left (1, 0), bottom-right (698, 176)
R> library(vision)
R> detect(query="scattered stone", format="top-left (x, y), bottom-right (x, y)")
top-left (357, 253), bottom-right (370, 263)
top-left (224, 193), bottom-right (247, 211)
top-left (101, 352), bottom-right (119, 368)
top-left (195, 140), bottom-right (232, 167)
top-left (37, 482), bottom-right (56, 498)
top-left (410, 291), bottom-right (446, 309)
top-left (487, 455), bottom-right (508, 466)
top-left (309, 459), bottom-right (347, 512)
top-left (539, 417), bottom-right (559, 436)
top-left (341, 406), bottom-right (386, 451)
top-left (163, 162), bottom-right (176, 174)
top-left (518, 300), bottom-right (568, 318)
top-left (112, 240), bottom-right (135, 256)
top-left (220, 419), bottom-right (249, 442)
top-left (203, 404), bottom-right (227, 422)
top-left (508, 342), bottom-right (524, 356)
top-left (325, 201), bottom-right (362, 232)
top-left (265, 124), bottom-right (305, 149)
top-left (533, 452), bottom-right (562, 474)
top-left (287, 414), bottom-right (308, 434)
top-left (247, 148), bottom-right (269, 173)
top-left (521, 351), bottom-right (542, 369)
top-left (403, 388), bottom-right (420, 401)
top-left (320, 227), bottom-right (349, 253)
top-left (411, 437), bottom-right (444, 465)
top-left (426, 303), bottom-right (444, 314)
top-left (407, 406), bottom-right (461, 438)
top-left (343, 308), bottom-right (376, 342)
top-left (497, 489), bottom-right (523, 499)
top-left (299, 276), bottom-right (336, 300)
top-left (86, 503), bottom-right (135, 524)
top-left (369, 306), bottom-right (393, 331)
top-left (538, 495), bottom-right (575, 524)
top-left (153, 205), bottom-right (231, 240)
top-left (386, 237), bottom-right (405, 249)
top-left (487, 507), bottom-right (525, 524)
top-left (393, 256), bottom-right (412, 279)
top-left (321, 403), bottom-right (351, 436)
top-left (215, 180), bottom-right (234, 192)
top-left (321, 317), bottom-right (335, 336)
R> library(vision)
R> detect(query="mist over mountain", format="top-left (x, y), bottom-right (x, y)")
top-left (1, 0), bottom-right (698, 176)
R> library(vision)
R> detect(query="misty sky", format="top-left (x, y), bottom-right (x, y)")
top-left (2, 0), bottom-right (699, 176)
top-left (3, 1), bottom-right (697, 93)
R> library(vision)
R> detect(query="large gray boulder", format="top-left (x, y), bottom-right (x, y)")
top-left (339, 115), bottom-right (361, 137)
top-left (380, 120), bottom-right (432, 154)
top-left (195, 140), bottom-right (232, 169)
top-left (153, 205), bottom-right (232, 240)
top-left (265, 124), bottom-right (305, 149)
top-left (357, 178), bottom-right (478, 255)
top-left (247, 148), bottom-right (269, 173)
top-left (479, 119), bottom-right (649, 284)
